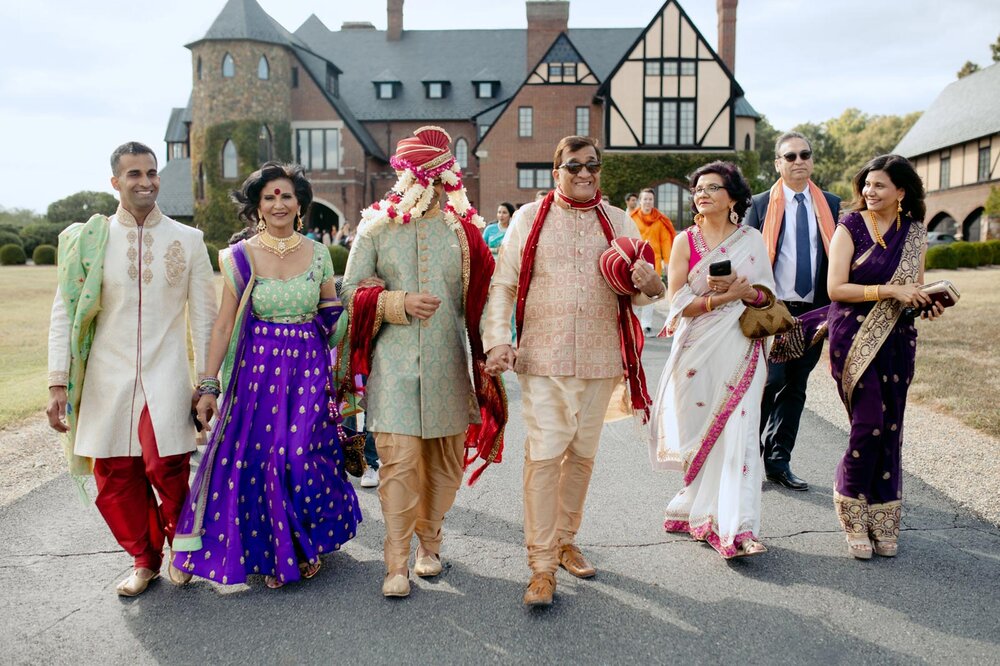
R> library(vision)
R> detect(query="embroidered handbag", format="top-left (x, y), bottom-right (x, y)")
top-left (739, 285), bottom-right (795, 339)
top-left (599, 237), bottom-right (656, 295)
top-left (337, 423), bottom-right (368, 478)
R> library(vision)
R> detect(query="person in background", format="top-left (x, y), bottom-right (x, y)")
top-left (625, 192), bottom-right (639, 214)
top-left (744, 131), bottom-right (840, 491)
top-left (630, 187), bottom-right (677, 335)
top-left (483, 202), bottom-right (515, 259)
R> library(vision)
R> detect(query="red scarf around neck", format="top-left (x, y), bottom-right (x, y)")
top-left (515, 189), bottom-right (652, 422)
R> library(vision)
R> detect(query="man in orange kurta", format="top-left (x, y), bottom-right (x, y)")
top-left (630, 188), bottom-right (676, 333)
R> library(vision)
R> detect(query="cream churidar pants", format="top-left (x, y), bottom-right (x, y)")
top-left (374, 432), bottom-right (465, 573)
top-left (519, 374), bottom-right (619, 574)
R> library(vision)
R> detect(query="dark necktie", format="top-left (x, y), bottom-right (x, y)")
top-left (794, 192), bottom-right (811, 298)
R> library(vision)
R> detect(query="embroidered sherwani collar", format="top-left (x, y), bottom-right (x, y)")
top-left (115, 204), bottom-right (164, 228)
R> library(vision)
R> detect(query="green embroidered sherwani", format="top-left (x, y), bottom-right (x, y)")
top-left (341, 213), bottom-right (478, 438)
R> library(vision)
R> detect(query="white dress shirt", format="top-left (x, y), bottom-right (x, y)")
top-left (773, 183), bottom-right (818, 302)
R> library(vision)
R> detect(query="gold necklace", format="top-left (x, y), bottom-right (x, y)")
top-left (258, 229), bottom-right (303, 258)
top-left (867, 210), bottom-right (889, 249)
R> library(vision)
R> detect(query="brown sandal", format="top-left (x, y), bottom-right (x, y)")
top-left (264, 575), bottom-right (284, 589)
top-left (299, 560), bottom-right (322, 579)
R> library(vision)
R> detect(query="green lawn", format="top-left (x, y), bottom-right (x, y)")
top-left (0, 266), bottom-right (59, 427)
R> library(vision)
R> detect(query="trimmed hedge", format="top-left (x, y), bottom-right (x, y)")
top-left (949, 242), bottom-right (979, 268)
top-left (32, 244), bottom-right (57, 265)
top-left (205, 242), bottom-right (220, 272)
top-left (0, 244), bottom-right (27, 265)
top-left (0, 230), bottom-right (23, 249)
top-left (925, 245), bottom-right (957, 270)
top-left (328, 244), bottom-right (349, 275)
top-left (976, 242), bottom-right (994, 266)
top-left (987, 239), bottom-right (1000, 265)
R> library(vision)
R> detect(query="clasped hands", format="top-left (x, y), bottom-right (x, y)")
top-left (705, 272), bottom-right (757, 304)
top-left (359, 275), bottom-right (441, 321)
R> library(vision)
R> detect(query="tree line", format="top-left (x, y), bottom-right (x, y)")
top-left (0, 191), bottom-right (118, 256)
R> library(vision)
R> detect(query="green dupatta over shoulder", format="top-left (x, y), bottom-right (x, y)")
top-left (56, 214), bottom-right (111, 478)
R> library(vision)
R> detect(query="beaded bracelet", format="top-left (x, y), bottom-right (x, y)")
top-left (198, 377), bottom-right (221, 397)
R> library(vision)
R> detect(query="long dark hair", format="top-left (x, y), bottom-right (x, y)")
top-left (231, 161), bottom-right (313, 226)
top-left (688, 160), bottom-right (752, 220)
top-left (497, 202), bottom-right (515, 217)
top-left (849, 154), bottom-right (926, 222)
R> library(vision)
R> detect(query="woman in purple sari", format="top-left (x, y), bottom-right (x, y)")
top-left (826, 155), bottom-right (943, 559)
top-left (170, 162), bottom-right (360, 588)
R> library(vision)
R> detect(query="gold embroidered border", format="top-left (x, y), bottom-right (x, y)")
top-left (868, 500), bottom-right (902, 542)
top-left (455, 222), bottom-right (471, 309)
top-left (382, 290), bottom-right (408, 326)
top-left (851, 244), bottom-right (876, 271)
top-left (841, 223), bottom-right (924, 410)
top-left (48, 371), bottom-right (69, 387)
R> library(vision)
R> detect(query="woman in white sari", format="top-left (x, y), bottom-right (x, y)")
top-left (649, 161), bottom-right (775, 558)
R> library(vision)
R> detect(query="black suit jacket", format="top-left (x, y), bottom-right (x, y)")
top-left (744, 188), bottom-right (841, 308)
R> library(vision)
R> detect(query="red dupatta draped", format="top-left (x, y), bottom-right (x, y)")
top-left (341, 222), bottom-right (507, 485)
top-left (516, 189), bottom-right (652, 422)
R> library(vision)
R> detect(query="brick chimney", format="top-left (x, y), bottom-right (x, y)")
top-left (526, 1), bottom-right (569, 73)
top-left (387, 0), bottom-right (403, 41)
top-left (716, 0), bottom-right (737, 72)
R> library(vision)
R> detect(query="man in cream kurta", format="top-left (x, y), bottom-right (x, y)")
top-left (484, 136), bottom-right (664, 606)
top-left (46, 142), bottom-right (216, 596)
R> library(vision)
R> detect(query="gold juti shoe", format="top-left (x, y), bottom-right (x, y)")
top-left (382, 572), bottom-right (411, 598)
top-left (413, 553), bottom-right (443, 578)
top-left (116, 568), bottom-right (160, 597)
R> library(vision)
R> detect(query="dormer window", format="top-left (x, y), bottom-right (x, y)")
top-left (476, 82), bottom-right (496, 99)
top-left (326, 64), bottom-right (339, 96)
top-left (375, 82), bottom-right (397, 99)
top-left (424, 81), bottom-right (449, 99)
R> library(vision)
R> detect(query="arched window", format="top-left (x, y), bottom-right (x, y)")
top-left (455, 138), bottom-right (468, 169)
top-left (222, 140), bottom-right (238, 179)
top-left (196, 56), bottom-right (202, 81)
top-left (257, 55), bottom-right (270, 80)
top-left (744, 133), bottom-right (752, 151)
top-left (655, 181), bottom-right (694, 229)
top-left (258, 125), bottom-right (272, 163)
top-left (222, 53), bottom-right (235, 78)
top-left (196, 163), bottom-right (205, 200)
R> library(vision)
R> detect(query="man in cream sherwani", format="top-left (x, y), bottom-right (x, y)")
top-left (483, 136), bottom-right (664, 607)
top-left (46, 141), bottom-right (217, 596)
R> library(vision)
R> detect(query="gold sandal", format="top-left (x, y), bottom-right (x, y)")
top-left (299, 560), bottom-right (322, 579)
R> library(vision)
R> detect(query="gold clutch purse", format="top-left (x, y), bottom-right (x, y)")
top-left (739, 285), bottom-right (795, 339)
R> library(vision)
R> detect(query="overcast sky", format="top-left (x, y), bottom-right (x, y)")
top-left (1, 0), bottom-right (997, 213)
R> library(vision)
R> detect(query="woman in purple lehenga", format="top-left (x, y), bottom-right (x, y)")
top-left (826, 155), bottom-right (943, 559)
top-left (170, 162), bottom-right (360, 588)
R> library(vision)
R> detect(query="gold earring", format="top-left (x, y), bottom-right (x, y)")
top-left (896, 200), bottom-right (902, 230)
top-left (694, 213), bottom-right (706, 226)
top-left (729, 207), bottom-right (739, 224)
top-left (295, 212), bottom-right (303, 232)
top-left (256, 211), bottom-right (266, 234)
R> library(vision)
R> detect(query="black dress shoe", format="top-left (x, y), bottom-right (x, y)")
top-left (766, 468), bottom-right (809, 491)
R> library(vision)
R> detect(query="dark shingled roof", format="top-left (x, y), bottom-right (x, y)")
top-left (734, 96), bottom-right (760, 119)
top-left (292, 19), bottom-right (640, 122)
top-left (187, 0), bottom-right (310, 50)
top-left (164, 97), bottom-right (192, 143)
top-left (158, 158), bottom-right (193, 219)
top-left (895, 62), bottom-right (1000, 158)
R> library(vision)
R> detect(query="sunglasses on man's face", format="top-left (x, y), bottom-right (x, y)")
top-left (779, 150), bottom-right (813, 163)
top-left (558, 161), bottom-right (602, 175)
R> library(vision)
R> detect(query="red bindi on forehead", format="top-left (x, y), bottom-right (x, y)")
top-left (274, 188), bottom-right (281, 195)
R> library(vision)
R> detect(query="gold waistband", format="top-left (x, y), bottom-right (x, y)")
top-left (254, 312), bottom-right (316, 324)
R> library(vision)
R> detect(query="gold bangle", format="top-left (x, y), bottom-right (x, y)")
top-left (875, 285), bottom-right (881, 301)
top-left (705, 295), bottom-right (713, 312)
top-left (864, 285), bottom-right (878, 301)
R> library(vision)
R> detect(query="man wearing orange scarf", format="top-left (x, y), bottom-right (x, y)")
top-left (630, 188), bottom-right (676, 334)
top-left (744, 131), bottom-right (840, 491)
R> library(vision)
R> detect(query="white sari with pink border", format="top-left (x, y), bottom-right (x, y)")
top-left (649, 224), bottom-right (774, 557)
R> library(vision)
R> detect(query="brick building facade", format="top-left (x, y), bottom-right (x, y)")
top-left (160, 0), bottom-right (759, 239)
